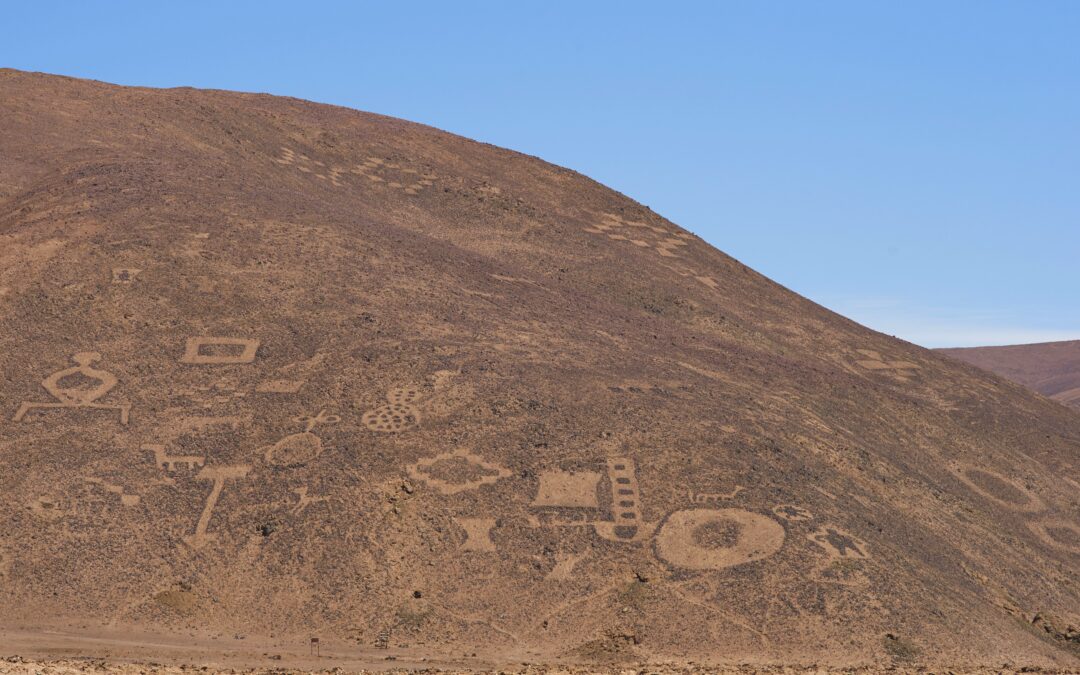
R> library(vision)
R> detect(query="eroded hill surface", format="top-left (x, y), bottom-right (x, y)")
top-left (940, 340), bottom-right (1080, 410)
top-left (0, 70), bottom-right (1078, 671)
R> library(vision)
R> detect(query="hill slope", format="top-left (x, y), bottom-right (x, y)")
top-left (0, 70), bottom-right (1078, 670)
top-left (940, 340), bottom-right (1080, 410)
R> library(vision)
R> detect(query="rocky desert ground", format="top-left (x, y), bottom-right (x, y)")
top-left (0, 69), bottom-right (1077, 672)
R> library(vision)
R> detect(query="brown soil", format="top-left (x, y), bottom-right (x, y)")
top-left (0, 69), bottom-right (1078, 672)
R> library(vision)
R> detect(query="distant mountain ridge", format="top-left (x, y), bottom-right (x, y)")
top-left (938, 340), bottom-right (1080, 409)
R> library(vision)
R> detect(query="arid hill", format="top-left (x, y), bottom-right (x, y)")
top-left (0, 70), bottom-right (1078, 672)
top-left (940, 340), bottom-right (1080, 410)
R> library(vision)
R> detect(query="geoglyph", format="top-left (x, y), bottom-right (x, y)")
top-left (13, 352), bottom-right (130, 425)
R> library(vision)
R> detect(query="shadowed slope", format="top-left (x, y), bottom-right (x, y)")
top-left (940, 340), bottom-right (1080, 410)
top-left (0, 70), bottom-right (1078, 670)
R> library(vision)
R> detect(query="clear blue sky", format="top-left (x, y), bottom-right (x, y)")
top-left (3, 1), bottom-right (1078, 348)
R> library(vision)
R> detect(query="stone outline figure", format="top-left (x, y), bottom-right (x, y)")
top-left (656, 508), bottom-right (786, 570)
top-left (262, 409), bottom-right (339, 467)
top-left (854, 349), bottom-right (919, 381)
top-left (806, 525), bottom-right (870, 560)
top-left (529, 457), bottom-right (657, 544)
top-left (145, 444), bottom-right (206, 473)
top-left (362, 386), bottom-right (423, 433)
top-left (180, 337), bottom-right (260, 365)
top-left (184, 465), bottom-right (251, 549)
top-left (407, 448), bottom-right (511, 494)
top-left (351, 156), bottom-right (436, 195)
top-left (13, 352), bottom-right (130, 424)
top-left (592, 458), bottom-right (654, 543)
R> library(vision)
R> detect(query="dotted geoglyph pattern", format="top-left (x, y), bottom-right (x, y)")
top-left (584, 213), bottom-right (694, 259)
top-left (273, 148), bottom-right (437, 194)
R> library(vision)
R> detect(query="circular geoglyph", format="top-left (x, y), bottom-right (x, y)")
top-left (656, 508), bottom-right (786, 570)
